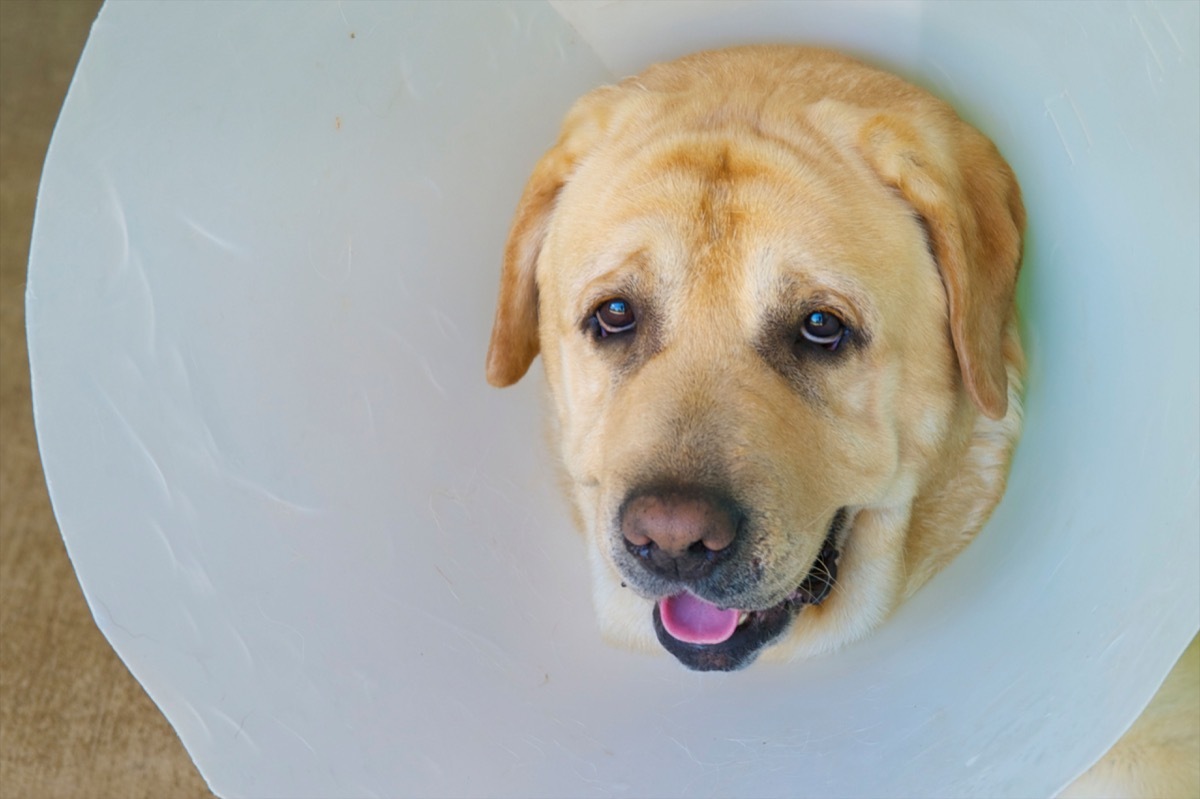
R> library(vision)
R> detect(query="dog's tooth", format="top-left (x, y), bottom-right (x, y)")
top-left (737, 611), bottom-right (750, 626)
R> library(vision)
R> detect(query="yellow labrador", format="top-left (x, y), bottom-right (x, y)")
top-left (488, 45), bottom-right (1023, 667)
top-left (486, 45), bottom-right (1197, 795)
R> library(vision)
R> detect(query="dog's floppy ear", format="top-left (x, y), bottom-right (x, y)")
top-left (486, 87), bottom-right (620, 387)
top-left (857, 111), bottom-right (1025, 420)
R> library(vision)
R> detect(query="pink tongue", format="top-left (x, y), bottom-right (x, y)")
top-left (659, 593), bottom-right (740, 645)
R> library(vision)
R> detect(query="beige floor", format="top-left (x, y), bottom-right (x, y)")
top-left (0, 2), bottom-right (211, 796)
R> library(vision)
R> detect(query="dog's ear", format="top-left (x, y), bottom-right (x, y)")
top-left (857, 111), bottom-right (1025, 420)
top-left (486, 87), bottom-right (621, 387)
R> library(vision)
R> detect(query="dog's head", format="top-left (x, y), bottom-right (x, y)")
top-left (486, 46), bottom-right (1024, 671)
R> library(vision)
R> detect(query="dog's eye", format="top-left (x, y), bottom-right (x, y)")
top-left (594, 298), bottom-right (637, 337)
top-left (800, 310), bottom-right (846, 349)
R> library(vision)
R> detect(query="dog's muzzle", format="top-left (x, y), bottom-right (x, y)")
top-left (618, 492), bottom-right (847, 671)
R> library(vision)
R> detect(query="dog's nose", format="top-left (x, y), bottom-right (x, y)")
top-left (620, 490), bottom-right (739, 582)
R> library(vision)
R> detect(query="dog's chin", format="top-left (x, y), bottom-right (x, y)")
top-left (645, 509), bottom-right (847, 672)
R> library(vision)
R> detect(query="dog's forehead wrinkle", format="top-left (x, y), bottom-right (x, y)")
top-left (560, 149), bottom-right (905, 338)
top-left (605, 91), bottom-right (853, 181)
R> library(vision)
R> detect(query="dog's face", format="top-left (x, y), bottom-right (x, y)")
top-left (487, 47), bottom-right (1024, 671)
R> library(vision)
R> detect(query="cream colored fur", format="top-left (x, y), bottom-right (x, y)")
top-left (486, 45), bottom-right (1198, 798)
top-left (1061, 636), bottom-right (1199, 799)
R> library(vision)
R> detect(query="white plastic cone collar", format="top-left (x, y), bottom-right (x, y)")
top-left (27, 2), bottom-right (1199, 797)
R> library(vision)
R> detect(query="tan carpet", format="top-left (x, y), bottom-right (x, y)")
top-left (0, 2), bottom-right (211, 796)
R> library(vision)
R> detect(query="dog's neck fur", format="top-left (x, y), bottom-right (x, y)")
top-left (902, 321), bottom-right (1025, 595)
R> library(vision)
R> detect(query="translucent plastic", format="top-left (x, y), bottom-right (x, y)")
top-left (26, 2), bottom-right (1198, 797)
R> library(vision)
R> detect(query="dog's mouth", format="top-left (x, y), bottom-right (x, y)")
top-left (651, 509), bottom-right (846, 671)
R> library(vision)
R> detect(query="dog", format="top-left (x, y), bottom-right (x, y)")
top-left (486, 45), bottom-right (1197, 796)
